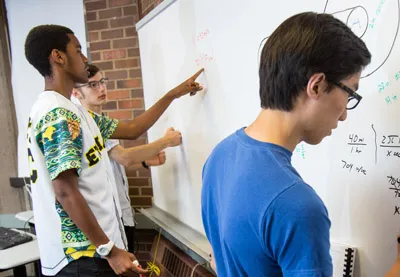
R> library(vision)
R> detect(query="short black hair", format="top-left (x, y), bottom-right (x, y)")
top-left (87, 63), bottom-right (100, 79)
top-left (259, 12), bottom-right (371, 111)
top-left (25, 25), bottom-right (74, 77)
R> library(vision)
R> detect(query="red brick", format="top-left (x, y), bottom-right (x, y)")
top-left (90, 41), bottom-right (111, 51)
top-left (115, 59), bottom-right (139, 69)
top-left (85, 1), bottom-right (107, 11)
top-left (113, 38), bottom-right (137, 49)
top-left (104, 69), bottom-right (128, 79)
top-left (133, 109), bottom-right (145, 118)
top-left (103, 49), bottom-right (126, 60)
top-left (129, 187), bottom-right (140, 195)
top-left (93, 61), bottom-right (113, 70)
top-left (109, 0), bottom-right (133, 7)
top-left (131, 87), bottom-right (143, 97)
top-left (86, 11), bottom-right (97, 21)
top-left (129, 69), bottom-right (142, 78)
top-left (88, 31), bottom-right (99, 42)
top-left (101, 29), bottom-right (124, 40)
top-left (107, 80), bottom-right (116, 90)
top-left (141, 187), bottom-right (153, 196)
top-left (87, 20), bottom-right (109, 31)
top-left (138, 168), bottom-right (151, 177)
top-left (128, 177), bottom-right (149, 187)
top-left (131, 196), bottom-right (152, 207)
top-left (123, 6), bottom-right (137, 16)
top-left (110, 16), bottom-right (135, 28)
top-left (99, 7), bottom-right (122, 19)
top-left (142, 5), bottom-right (154, 18)
top-left (127, 48), bottom-right (140, 57)
top-left (91, 52), bottom-right (101, 61)
top-left (125, 167), bottom-right (138, 177)
top-left (103, 101), bottom-right (117, 110)
top-left (125, 27), bottom-right (137, 37)
top-left (118, 99), bottom-right (144, 109)
top-left (108, 110), bottom-right (132, 120)
top-left (140, 0), bottom-right (153, 12)
top-left (107, 89), bottom-right (130, 100)
top-left (117, 78), bottom-right (141, 88)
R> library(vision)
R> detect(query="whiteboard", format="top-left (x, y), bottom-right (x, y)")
top-left (137, 0), bottom-right (400, 276)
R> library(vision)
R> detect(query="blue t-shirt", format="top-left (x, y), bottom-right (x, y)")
top-left (201, 128), bottom-right (332, 277)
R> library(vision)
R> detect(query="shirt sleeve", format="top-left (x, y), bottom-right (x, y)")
top-left (105, 139), bottom-right (120, 152)
top-left (263, 182), bottom-right (333, 277)
top-left (89, 111), bottom-right (119, 142)
top-left (34, 108), bottom-right (82, 180)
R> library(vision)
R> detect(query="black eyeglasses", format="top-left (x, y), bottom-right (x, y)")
top-left (331, 80), bottom-right (362, 110)
top-left (75, 78), bottom-right (109, 90)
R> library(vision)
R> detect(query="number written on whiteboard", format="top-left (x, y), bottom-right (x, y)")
top-left (387, 175), bottom-right (400, 198)
top-left (348, 133), bottom-right (366, 154)
top-left (341, 160), bottom-right (367, 175)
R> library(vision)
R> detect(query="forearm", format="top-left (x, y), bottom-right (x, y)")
top-left (112, 92), bottom-right (175, 140)
top-left (122, 138), bottom-right (169, 166)
top-left (57, 189), bottom-right (109, 247)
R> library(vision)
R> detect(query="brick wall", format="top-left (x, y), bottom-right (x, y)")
top-left (139, 0), bottom-right (163, 17)
top-left (83, 0), bottom-right (164, 209)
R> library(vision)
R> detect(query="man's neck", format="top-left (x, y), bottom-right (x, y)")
top-left (245, 109), bottom-right (303, 152)
top-left (79, 102), bottom-right (102, 115)
top-left (44, 74), bottom-right (74, 100)
top-left (88, 105), bottom-right (102, 115)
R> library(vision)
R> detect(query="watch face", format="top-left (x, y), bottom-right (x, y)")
top-left (98, 246), bottom-right (109, 256)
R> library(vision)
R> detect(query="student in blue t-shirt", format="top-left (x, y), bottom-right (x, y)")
top-left (201, 12), bottom-right (371, 277)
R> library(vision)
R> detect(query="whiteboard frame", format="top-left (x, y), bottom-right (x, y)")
top-left (136, 0), bottom-right (177, 31)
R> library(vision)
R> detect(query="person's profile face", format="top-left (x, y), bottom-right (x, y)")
top-left (302, 72), bottom-right (360, 145)
top-left (79, 72), bottom-right (108, 108)
top-left (64, 34), bottom-right (89, 84)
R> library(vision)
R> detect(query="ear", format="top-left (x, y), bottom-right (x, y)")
top-left (72, 88), bottom-right (82, 100)
top-left (49, 49), bottom-right (66, 66)
top-left (306, 73), bottom-right (327, 100)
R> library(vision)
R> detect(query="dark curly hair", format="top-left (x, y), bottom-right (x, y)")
top-left (25, 24), bottom-right (74, 77)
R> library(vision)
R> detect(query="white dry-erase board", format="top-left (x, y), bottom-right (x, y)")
top-left (137, 0), bottom-right (400, 276)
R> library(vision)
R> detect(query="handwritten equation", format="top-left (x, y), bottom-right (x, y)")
top-left (369, 0), bottom-right (387, 29)
top-left (341, 125), bottom-right (400, 215)
top-left (387, 176), bottom-right (400, 215)
top-left (193, 28), bottom-right (216, 67)
top-left (376, 73), bottom-right (400, 104)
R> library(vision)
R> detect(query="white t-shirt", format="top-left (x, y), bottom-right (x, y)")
top-left (105, 139), bottom-right (135, 227)
top-left (27, 91), bottom-right (126, 276)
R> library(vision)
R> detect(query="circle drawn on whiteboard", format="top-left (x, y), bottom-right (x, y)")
top-left (326, 0), bottom-right (400, 78)
top-left (257, 0), bottom-right (400, 78)
top-left (346, 6), bottom-right (368, 38)
top-left (361, 0), bottom-right (400, 78)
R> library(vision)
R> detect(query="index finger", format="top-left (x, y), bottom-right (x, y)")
top-left (189, 68), bottom-right (204, 80)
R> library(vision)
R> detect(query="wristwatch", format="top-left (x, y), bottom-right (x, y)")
top-left (96, 240), bottom-right (114, 257)
top-left (142, 161), bottom-right (149, 169)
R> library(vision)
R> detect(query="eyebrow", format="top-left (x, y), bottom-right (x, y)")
top-left (354, 83), bottom-right (359, 91)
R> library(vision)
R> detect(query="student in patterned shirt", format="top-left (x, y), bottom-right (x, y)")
top-left (71, 63), bottom-right (183, 254)
top-left (24, 24), bottom-right (203, 277)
